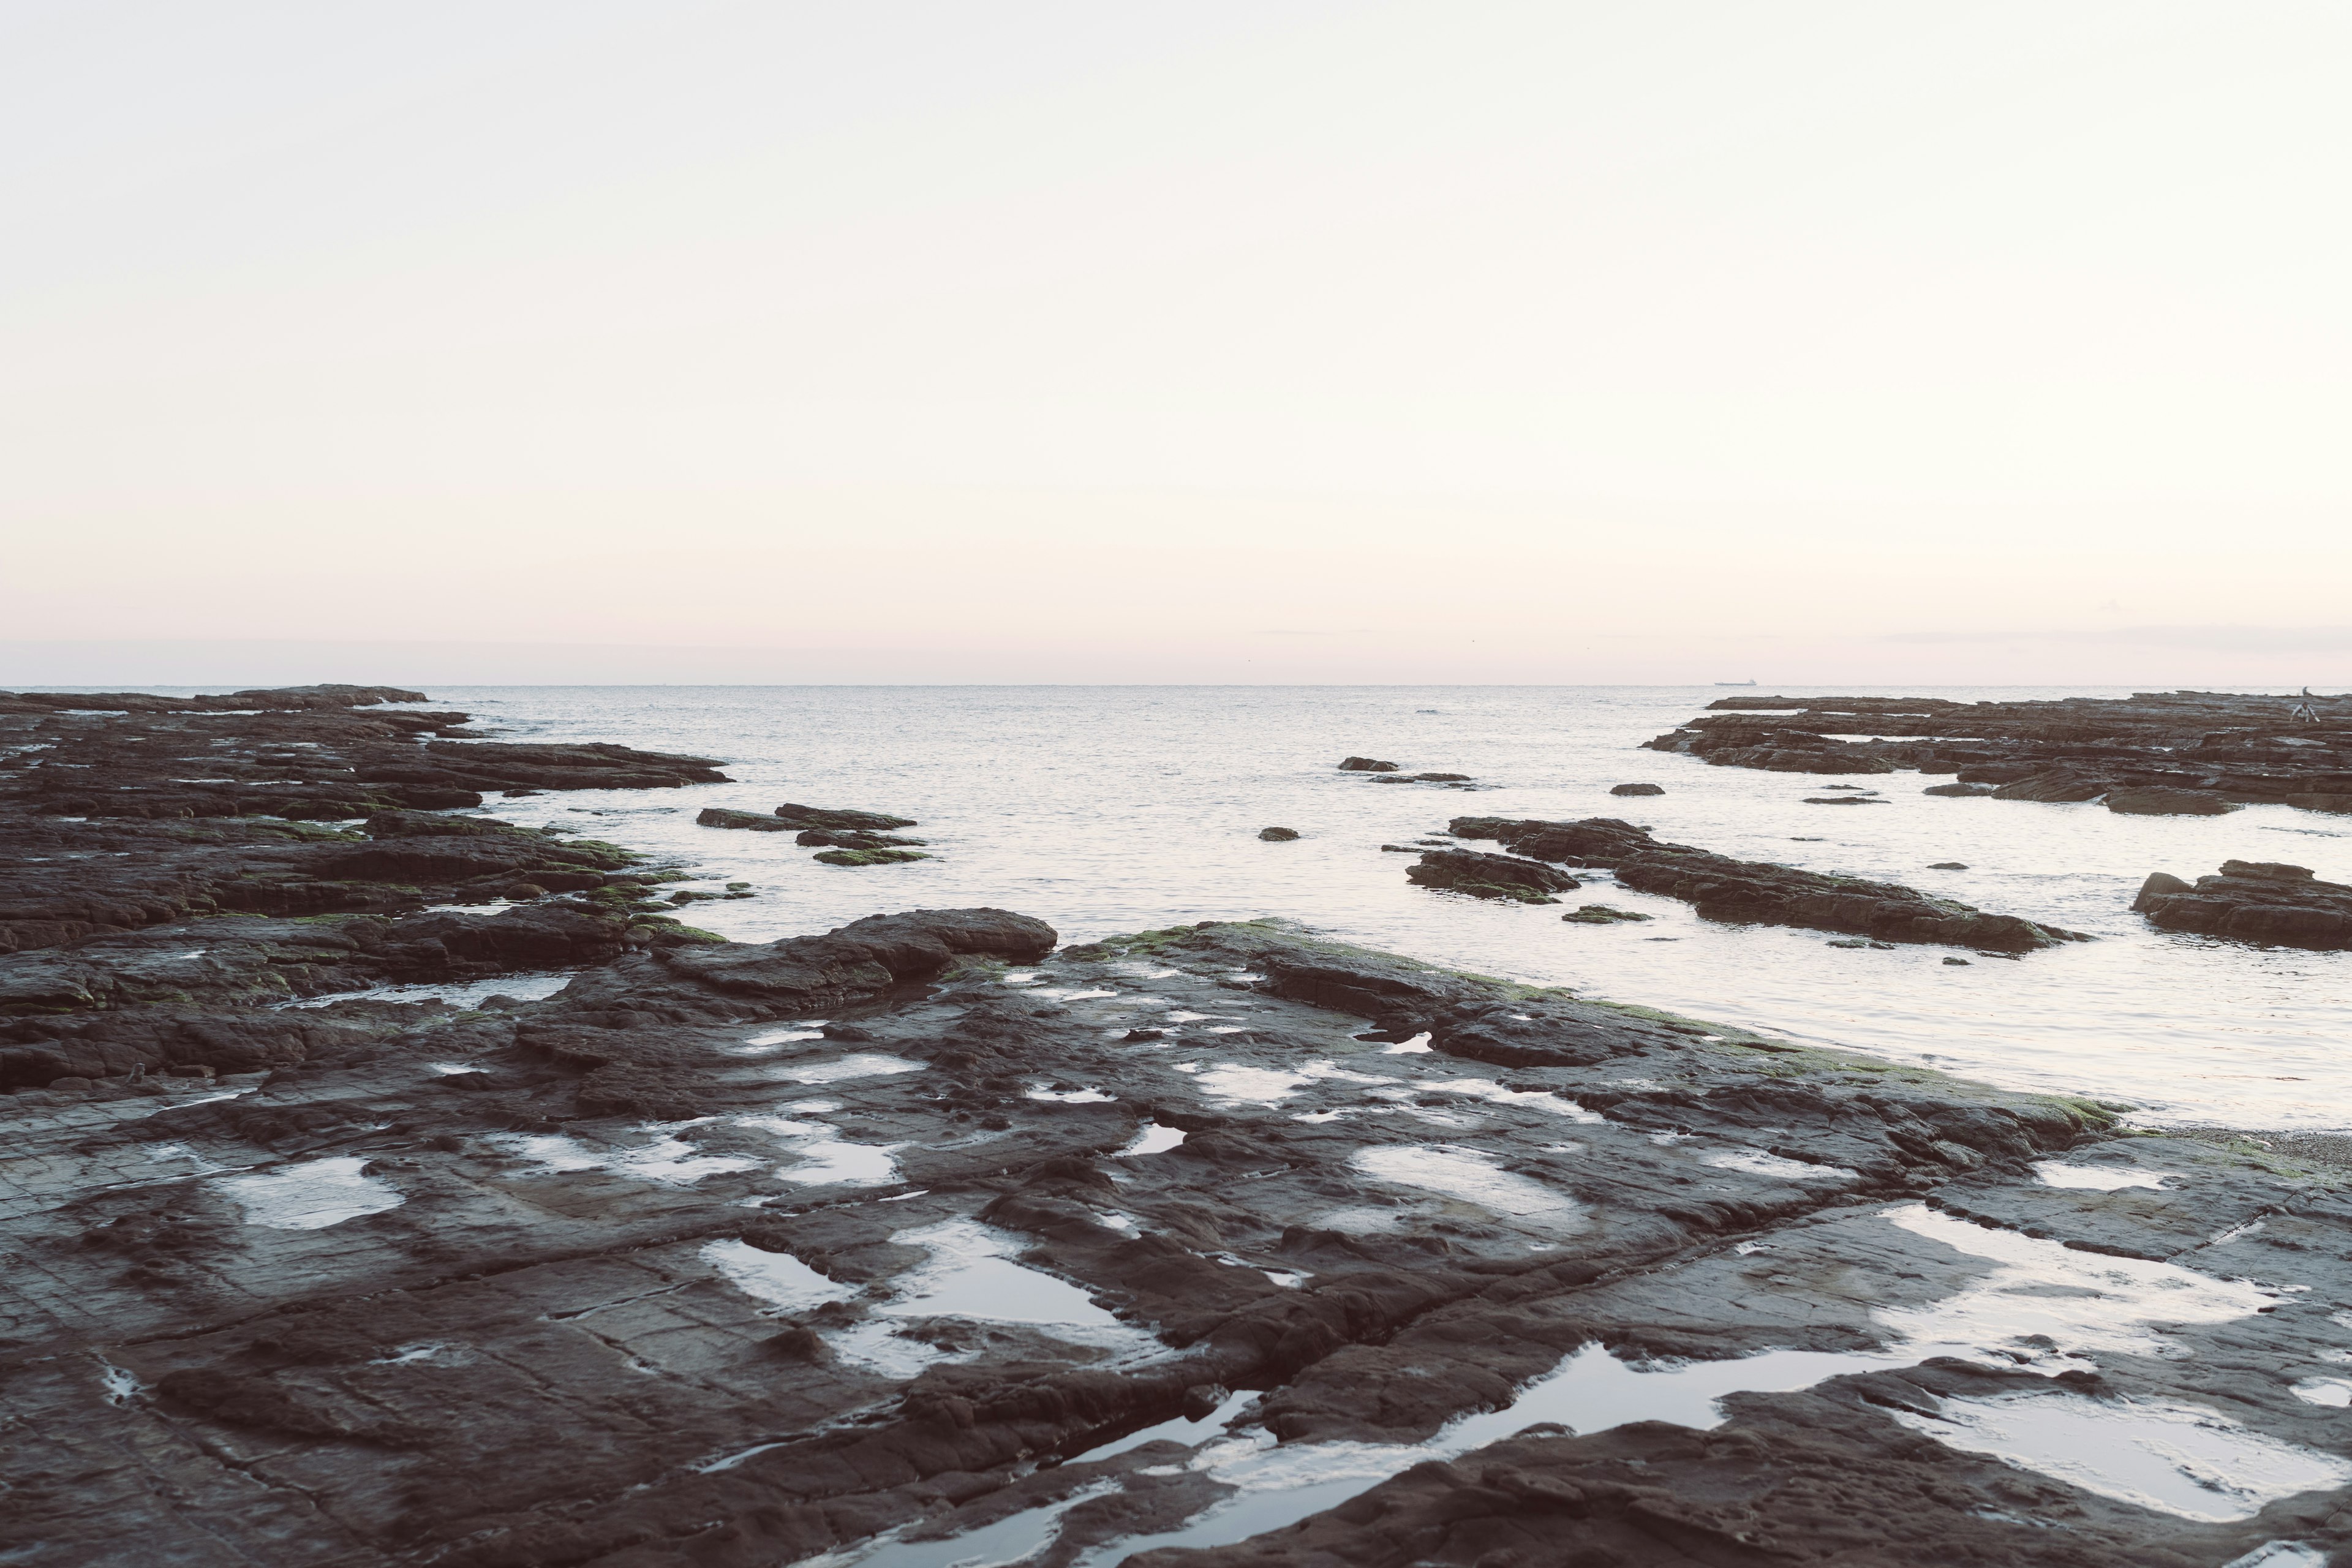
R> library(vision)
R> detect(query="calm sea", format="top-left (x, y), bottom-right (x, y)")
top-left (402, 685), bottom-right (2347, 1131)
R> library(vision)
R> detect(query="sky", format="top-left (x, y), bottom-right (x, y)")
top-left (4, 1), bottom-right (2350, 686)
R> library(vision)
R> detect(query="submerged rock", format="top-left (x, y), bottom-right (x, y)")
top-left (1559, 904), bottom-right (1651, 924)
top-left (2135, 859), bottom-right (2352, 949)
top-left (1923, 781), bottom-right (2000, 797)
top-left (812, 847), bottom-right (932, 867)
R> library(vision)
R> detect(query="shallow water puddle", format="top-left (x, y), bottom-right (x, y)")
top-left (852, 1480), bottom-right (1124, 1568)
top-left (1027, 1085), bottom-right (1115, 1103)
top-left (1875, 1204), bottom-right (2277, 1359)
top-left (2225, 1545), bottom-right (2329, 1568)
top-left (2292, 1376), bottom-right (2352, 1408)
top-left (733, 1114), bottom-right (902, 1186)
top-left (881, 1219), bottom-right (1159, 1354)
top-left (771, 1053), bottom-right (926, 1085)
top-left (1423, 1076), bottom-right (1605, 1121)
top-left (1702, 1148), bottom-right (1860, 1182)
top-left (217, 1156), bottom-right (402, 1230)
top-left (279, 972), bottom-right (574, 1009)
top-left (494, 1130), bottom-right (761, 1185)
top-left (1074, 1390), bottom-right (1257, 1461)
top-left (1890, 1391), bottom-right (2352, 1521)
top-left (782, 1139), bottom-right (901, 1186)
top-left (726, 1025), bottom-right (827, 1057)
top-left (701, 1239), bottom-right (858, 1311)
top-left (1044, 1344), bottom-right (1900, 1567)
top-left (2034, 1160), bottom-right (2177, 1191)
top-left (1118, 1123), bottom-right (1186, 1156)
top-left (1351, 1145), bottom-right (1585, 1223)
top-left (847, 1200), bottom-right (2315, 1567)
top-left (1187, 1064), bottom-right (1310, 1105)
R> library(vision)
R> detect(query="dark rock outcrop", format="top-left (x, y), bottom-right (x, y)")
top-left (1405, 848), bottom-right (1580, 904)
top-left (1258, 827), bottom-right (1300, 842)
top-left (813, 847), bottom-right (932, 867)
top-left (2106, 786), bottom-right (2239, 816)
top-left (774, 803), bottom-right (919, 830)
top-left (1608, 782), bottom-right (1664, 796)
top-left (796, 829), bottom-right (927, 849)
top-left (1338, 757), bottom-right (1400, 772)
top-left (699, 806), bottom-right (796, 831)
top-left (2135, 859), bottom-right (2352, 949)
top-left (1449, 816), bottom-right (2087, 951)
top-left (1645, 689), bottom-right (2352, 813)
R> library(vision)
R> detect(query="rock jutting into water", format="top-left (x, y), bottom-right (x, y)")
top-left (1608, 782), bottom-right (1665, 796)
top-left (2107, 786), bottom-right (2241, 816)
top-left (1337, 756), bottom-right (1400, 772)
top-left (1259, 827), bottom-right (1301, 842)
top-left (13, 687), bottom-right (2352, 1568)
top-left (796, 829), bottom-right (929, 850)
top-left (1447, 815), bottom-right (2090, 952)
top-left (773, 803), bottom-right (920, 830)
top-left (699, 806), bottom-right (798, 831)
top-left (1559, 903), bottom-right (1652, 924)
top-left (1644, 689), bottom-right (2352, 812)
top-left (813, 847), bottom-right (934, 867)
top-left (1404, 848), bottom-right (1580, 905)
top-left (2135, 860), bottom-right (2352, 950)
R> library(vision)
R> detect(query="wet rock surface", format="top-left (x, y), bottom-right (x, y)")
top-left (1646, 689), bottom-right (2352, 812)
top-left (2135, 861), bottom-right (2352, 950)
top-left (1446, 815), bottom-right (2088, 952)
top-left (10, 691), bottom-right (2352, 1568)
top-left (1406, 848), bottom-right (1580, 905)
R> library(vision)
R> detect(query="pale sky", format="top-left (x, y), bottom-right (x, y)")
top-left (5, 2), bottom-right (2350, 685)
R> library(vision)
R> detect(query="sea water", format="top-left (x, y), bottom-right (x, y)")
top-left (382, 684), bottom-right (2348, 1129)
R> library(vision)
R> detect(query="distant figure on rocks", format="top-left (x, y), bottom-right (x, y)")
top-left (2291, 688), bottom-right (2321, 723)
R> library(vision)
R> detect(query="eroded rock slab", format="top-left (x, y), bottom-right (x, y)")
top-left (1446, 815), bottom-right (2087, 952)
top-left (2136, 861), bottom-right (2352, 950)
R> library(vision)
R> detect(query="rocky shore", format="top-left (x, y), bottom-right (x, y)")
top-left (1645, 690), bottom-right (2352, 812)
top-left (6, 689), bottom-right (2352, 1568)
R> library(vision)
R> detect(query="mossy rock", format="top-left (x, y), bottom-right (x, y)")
top-left (812, 848), bottom-right (933, 867)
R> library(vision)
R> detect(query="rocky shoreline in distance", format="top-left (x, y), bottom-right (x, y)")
top-left (6, 688), bottom-right (2352, 1567)
top-left (1645, 690), bottom-right (2352, 814)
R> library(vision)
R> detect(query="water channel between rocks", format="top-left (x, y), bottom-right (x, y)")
top-left (813, 1199), bottom-right (2337, 1568)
